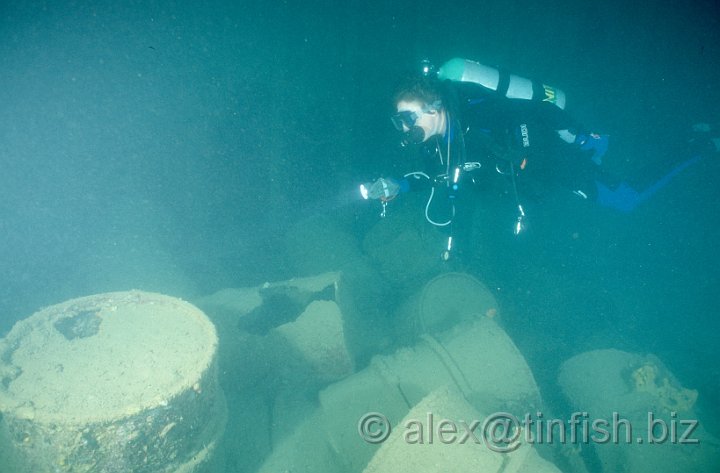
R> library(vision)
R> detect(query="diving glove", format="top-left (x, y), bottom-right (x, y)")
top-left (361, 177), bottom-right (401, 201)
top-left (576, 133), bottom-right (609, 165)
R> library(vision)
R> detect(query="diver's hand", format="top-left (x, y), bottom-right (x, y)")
top-left (364, 178), bottom-right (401, 201)
top-left (577, 133), bottom-right (609, 165)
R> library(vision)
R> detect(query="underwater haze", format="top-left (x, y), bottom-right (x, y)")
top-left (1, 0), bottom-right (719, 472)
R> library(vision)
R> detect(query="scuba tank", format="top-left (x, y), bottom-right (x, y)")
top-left (437, 57), bottom-right (566, 110)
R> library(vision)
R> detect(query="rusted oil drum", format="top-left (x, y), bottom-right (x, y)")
top-left (0, 290), bottom-right (226, 473)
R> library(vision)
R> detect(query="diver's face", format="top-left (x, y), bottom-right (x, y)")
top-left (394, 100), bottom-right (445, 143)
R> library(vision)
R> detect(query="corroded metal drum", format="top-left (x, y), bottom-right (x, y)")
top-left (0, 290), bottom-right (226, 473)
top-left (396, 272), bottom-right (499, 340)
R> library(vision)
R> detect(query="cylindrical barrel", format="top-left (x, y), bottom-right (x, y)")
top-left (257, 316), bottom-right (543, 473)
top-left (395, 272), bottom-right (499, 340)
top-left (558, 349), bottom-right (718, 473)
top-left (0, 290), bottom-right (226, 473)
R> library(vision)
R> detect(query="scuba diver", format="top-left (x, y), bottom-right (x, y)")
top-left (361, 58), bottom-right (718, 260)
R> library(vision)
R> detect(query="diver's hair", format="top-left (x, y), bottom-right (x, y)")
top-left (393, 75), bottom-right (444, 109)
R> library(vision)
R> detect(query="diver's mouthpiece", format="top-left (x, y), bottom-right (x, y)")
top-left (401, 126), bottom-right (425, 147)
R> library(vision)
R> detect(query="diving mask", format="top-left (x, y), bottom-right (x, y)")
top-left (391, 110), bottom-right (420, 132)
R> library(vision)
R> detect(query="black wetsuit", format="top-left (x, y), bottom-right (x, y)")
top-left (399, 80), bottom-right (608, 252)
